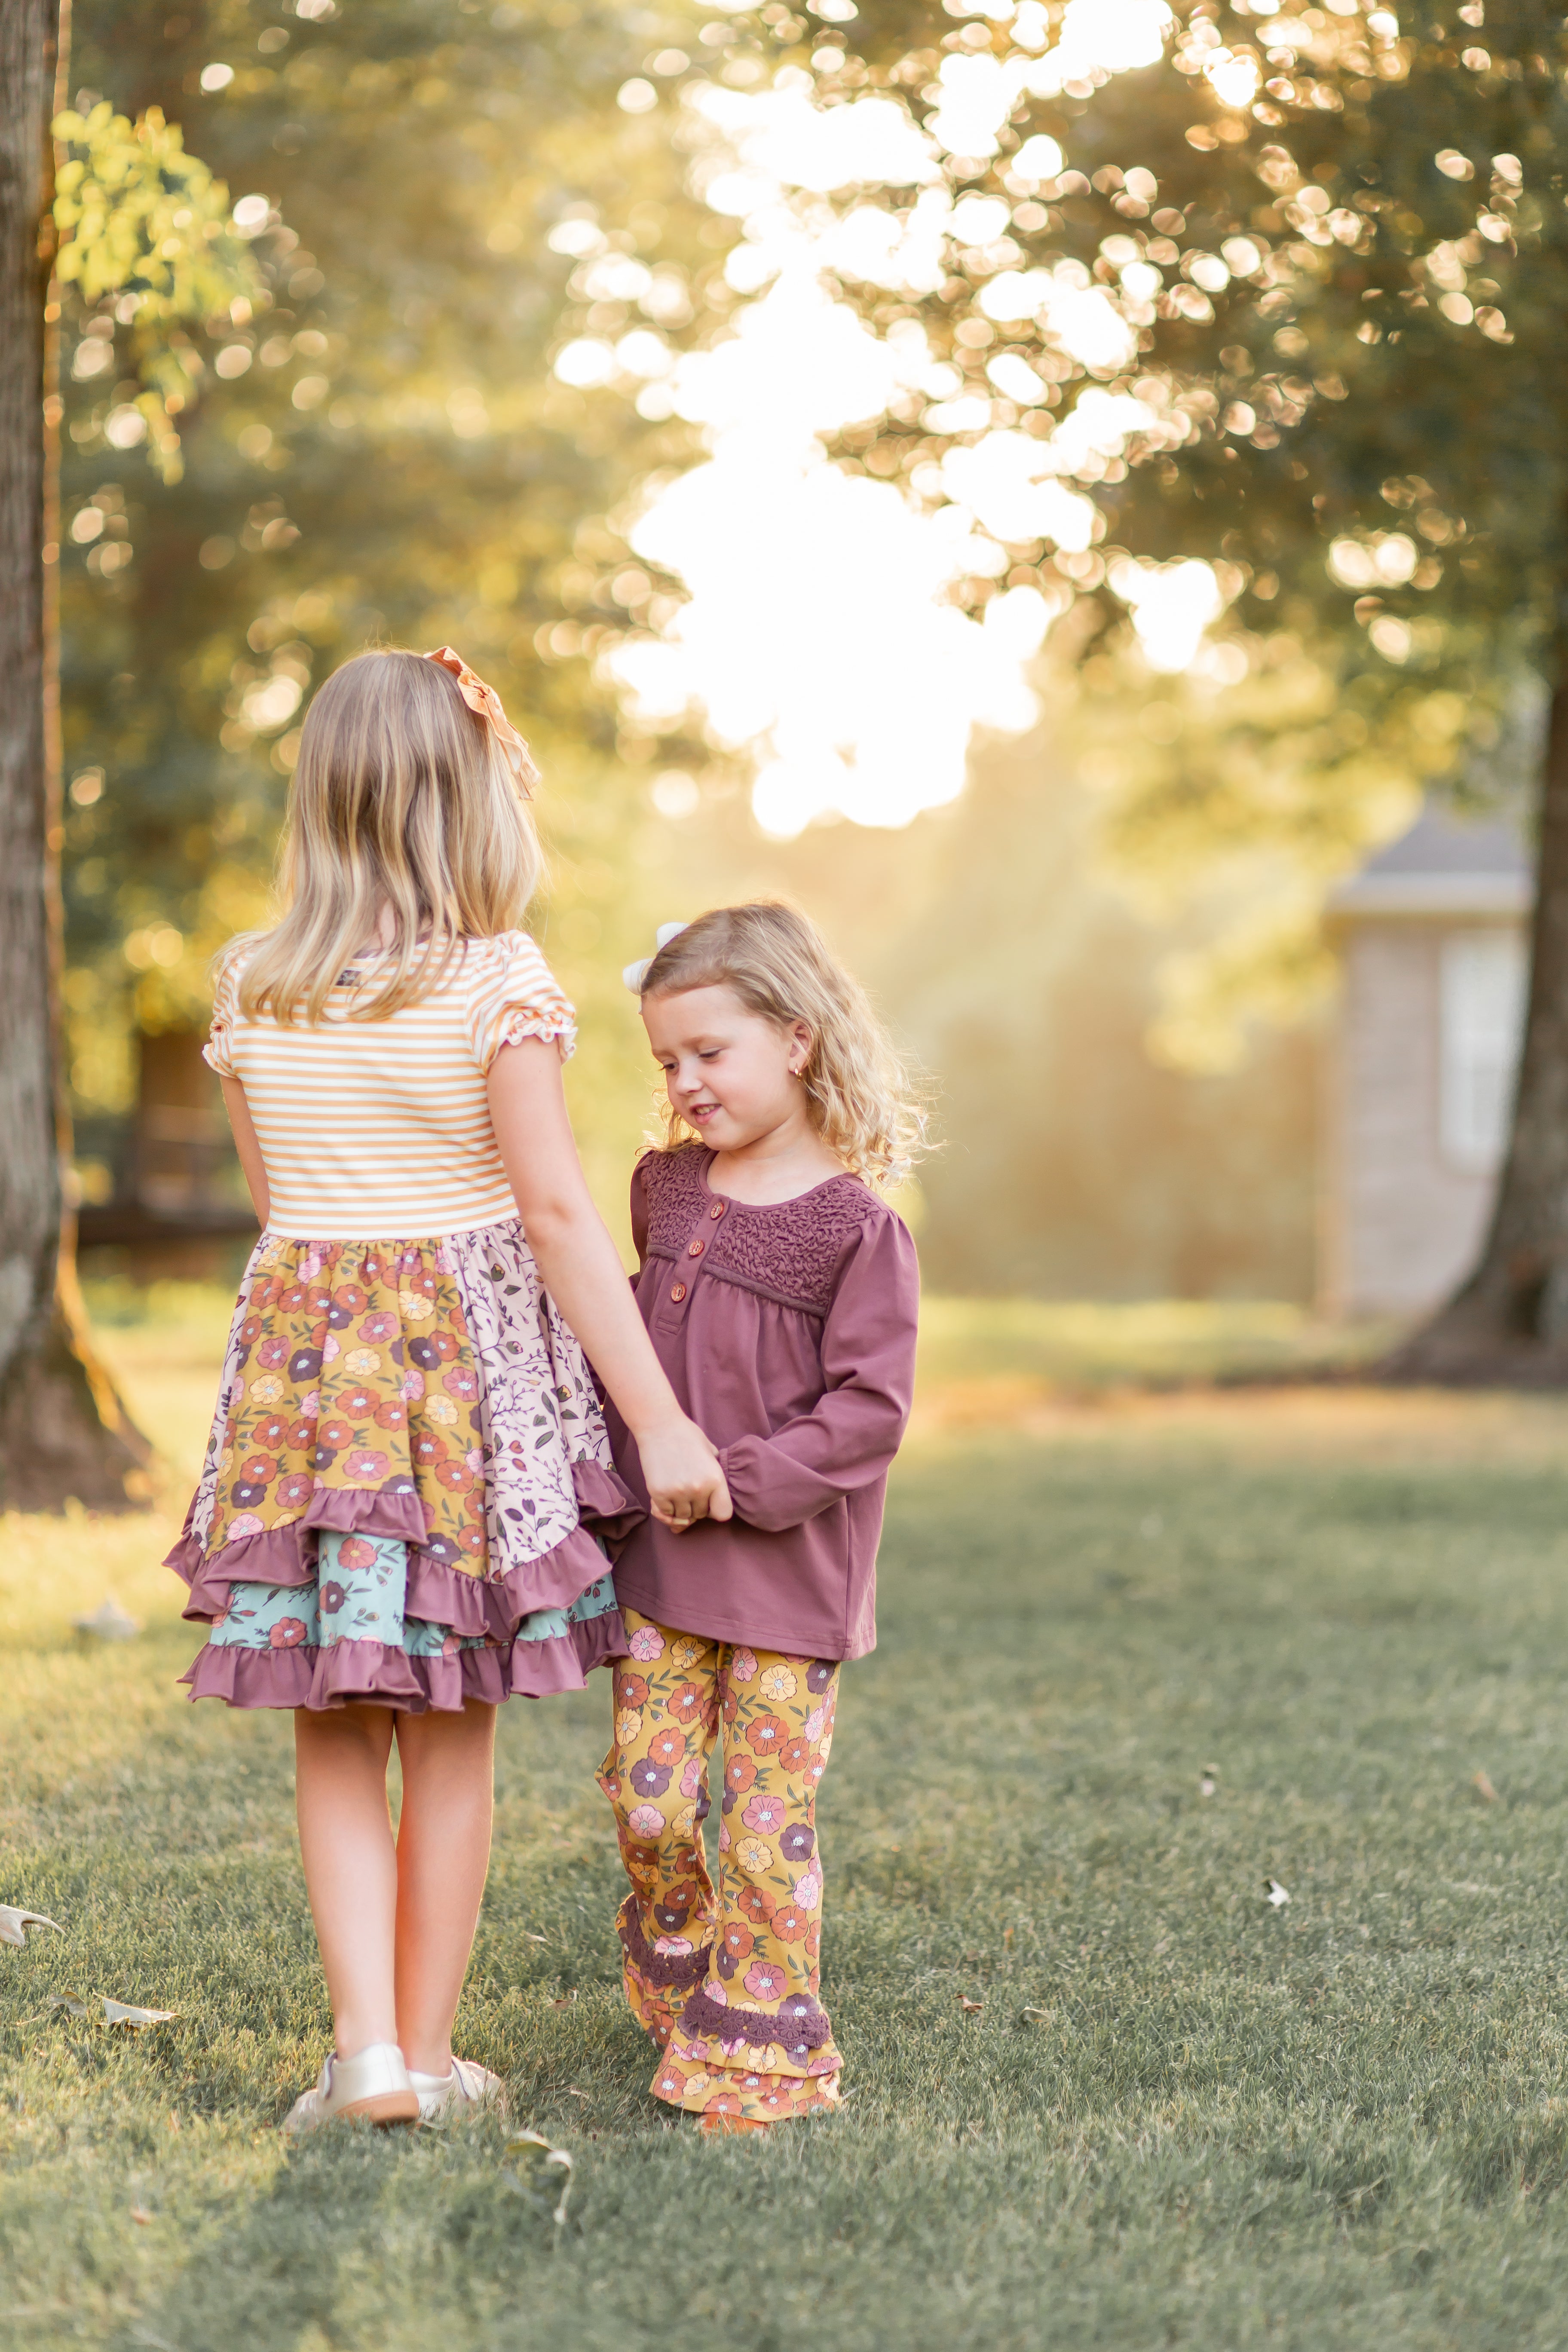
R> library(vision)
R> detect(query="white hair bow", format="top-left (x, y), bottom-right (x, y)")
top-left (622, 921), bottom-right (689, 995)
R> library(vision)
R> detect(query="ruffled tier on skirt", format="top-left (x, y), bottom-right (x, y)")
top-left (179, 1587), bottom-right (628, 1713)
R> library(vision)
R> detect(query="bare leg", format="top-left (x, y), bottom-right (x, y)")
top-left (294, 1704), bottom-right (399, 2060)
top-left (392, 1703), bottom-right (497, 2076)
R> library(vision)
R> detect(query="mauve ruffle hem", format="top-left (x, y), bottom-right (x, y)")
top-left (167, 1457), bottom-right (635, 1712)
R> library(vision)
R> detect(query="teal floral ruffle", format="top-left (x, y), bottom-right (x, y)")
top-left (211, 1528), bottom-right (619, 1660)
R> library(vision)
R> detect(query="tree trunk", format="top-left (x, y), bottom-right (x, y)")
top-left (0, 0), bottom-right (150, 1509)
top-left (1387, 652), bottom-right (1568, 1381)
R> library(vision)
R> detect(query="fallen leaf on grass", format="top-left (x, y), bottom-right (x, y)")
top-left (72, 1598), bottom-right (141, 1642)
top-left (549, 1992), bottom-right (577, 2011)
top-left (1020, 2006), bottom-right (1050, 2022)
top-left (1264, 1879), bottom-right (1291, 1908)
top-left (504, 2130), bottom-right (574, 2228)
top-left (959, 1995), bottom-right (984, 2013)
top-left (45, 1994), bottom-right (173, 2027)
top-left (563, 2087), bottom-right (590, 2101)
top-left (520, 1932), bottom-right (547, 1945)
top-left (1473, 1771), bottom-right (1500, 1804)
top-left (0, 1908), bottom-right (62, 1948)
top-left (130, 2208), bottom-right (153, 2226)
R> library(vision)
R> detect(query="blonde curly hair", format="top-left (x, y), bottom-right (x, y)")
top-left (635, 901), bottom-right (929, 1189)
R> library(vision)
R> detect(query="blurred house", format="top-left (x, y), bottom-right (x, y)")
top-left (1320, 807), bottom-right (1532, 1316)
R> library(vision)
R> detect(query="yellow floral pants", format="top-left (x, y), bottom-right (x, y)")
top-left (598, 1609), bottom-right (843, 2124)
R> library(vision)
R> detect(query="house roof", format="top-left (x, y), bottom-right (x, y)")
top-left (1328, 804), bottom-right (1533, 918)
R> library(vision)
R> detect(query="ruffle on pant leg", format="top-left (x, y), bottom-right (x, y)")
top-left (613, 1892), bottom-right (711, 2046)
top-left (649, 2034), bottom-right (842, 2125)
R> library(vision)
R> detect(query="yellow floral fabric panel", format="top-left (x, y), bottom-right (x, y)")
top-left (211, 1233), bottom-right (487, 1574)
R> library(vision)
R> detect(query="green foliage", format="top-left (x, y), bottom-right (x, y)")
top-left (52, 99), bottom-right (262, 482)
top-left (13, 1356), bottom-right (1568, 2344)
top-left (57, 0), bottom-right (719, 1214)
top-left (813, 0), bottom-right (1568, 670)
top-left (1039, 0), bottom-right (1564, 689)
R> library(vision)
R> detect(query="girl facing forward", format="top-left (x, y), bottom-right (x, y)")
top-left (600, 903), bottom-right (924, 2131)
top-left (168, 647), bottom-right (728, 2134)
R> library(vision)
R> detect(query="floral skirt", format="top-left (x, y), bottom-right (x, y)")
top-left (167, 1219), bottom-right (638, 1712)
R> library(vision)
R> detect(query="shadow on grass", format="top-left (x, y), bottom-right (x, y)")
top-left (115, 2128), bottom-right (381, 2352)
top-left (118, 2112), bottom-right (630, 2352)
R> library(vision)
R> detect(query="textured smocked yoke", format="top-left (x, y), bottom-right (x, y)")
top-left (604, 1145), bottom-right (921, 1663)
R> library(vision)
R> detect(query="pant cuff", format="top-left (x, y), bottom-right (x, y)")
top-left (649, 2039), bottom-right (843, 2123)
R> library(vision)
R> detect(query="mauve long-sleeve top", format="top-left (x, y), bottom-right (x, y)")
top-left (603, 1146), bottom-right (921, 1661)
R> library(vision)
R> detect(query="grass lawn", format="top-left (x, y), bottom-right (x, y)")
top-left (7, 1296), bottom-right (1568, 2346)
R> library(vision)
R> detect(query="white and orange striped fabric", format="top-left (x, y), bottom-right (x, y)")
top-left (205, 930), bottom-right (576, 1239)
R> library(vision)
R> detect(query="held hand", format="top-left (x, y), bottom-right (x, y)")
top-left (638, 1416), bottom-right (734, 1534)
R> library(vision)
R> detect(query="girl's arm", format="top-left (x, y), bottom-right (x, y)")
top-left (715, 1212), bottom-right (919, 1531)
top-left (220, 1075), bottom-right (270, 1225)
top-left (487, 1038), bottom-right (732, 1529)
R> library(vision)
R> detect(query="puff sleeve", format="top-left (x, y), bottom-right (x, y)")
top-left (467, 931), bottom-right (578, 1072)
top-left (715, 1209), bottom-right (920, 1533)
top-left (202, 951), bottom-right (242, 1080)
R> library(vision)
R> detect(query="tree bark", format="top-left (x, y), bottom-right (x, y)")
top-left (0, 0), bottom-right (150, 1508)
top-left (1387, 650), bottom-right (1568, 1381)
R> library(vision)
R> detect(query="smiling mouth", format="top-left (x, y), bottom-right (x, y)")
top-left (686, 1100), bottom-right (720, 1123)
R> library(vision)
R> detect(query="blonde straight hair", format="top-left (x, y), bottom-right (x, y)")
top-left (637, 901), bottom-right (929, 1188)
top-left (235, 646), bottom-right (542, 1025)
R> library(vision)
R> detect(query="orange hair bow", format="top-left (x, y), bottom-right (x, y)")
top-left (423, 646), bottom-right (537, 798)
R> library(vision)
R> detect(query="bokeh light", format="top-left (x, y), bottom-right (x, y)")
top-left (610, 0), bottom-right (1215, 837)
top-left (1107, 558), bottom-right (1226, 673)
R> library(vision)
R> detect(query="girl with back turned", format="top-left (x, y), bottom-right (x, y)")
top-left (168, 646), bottom-right (729, 2133)
top-left (600, 903), bottom-right (923, 2130)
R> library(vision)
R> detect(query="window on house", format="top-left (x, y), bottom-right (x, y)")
top-left (1439, 928), bottom-right (1527, 1173)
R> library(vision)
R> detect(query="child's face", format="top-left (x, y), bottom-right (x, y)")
top-left (642, 985), bottom-right (812, 1153)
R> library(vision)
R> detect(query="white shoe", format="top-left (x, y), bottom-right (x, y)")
top-left (283, 2042), bottom-right (419, 2135)
top-left (408, 2056), bottom-right (507, 2125)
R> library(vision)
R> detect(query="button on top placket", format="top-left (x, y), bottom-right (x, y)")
top-left (674, 1205), bottom-right (722, 1304)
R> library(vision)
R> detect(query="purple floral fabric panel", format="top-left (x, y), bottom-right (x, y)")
top-left (540, 1286), bottom-right (617, 1472)
top-left (444, 1219), bottom-right (611, 1581)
